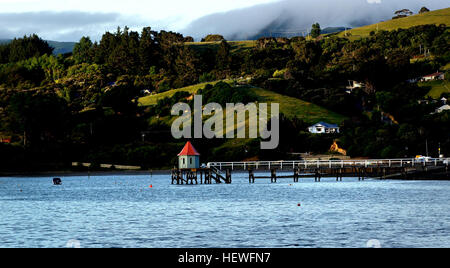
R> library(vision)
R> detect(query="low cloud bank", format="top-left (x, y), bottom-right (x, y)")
top-left (0, 11), bottom-right (149, 41)
top-left (182, 0), bottom-right (449, 40)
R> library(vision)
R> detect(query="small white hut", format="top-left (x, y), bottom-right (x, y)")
top-left (178, 141), bottom-right (200, 169)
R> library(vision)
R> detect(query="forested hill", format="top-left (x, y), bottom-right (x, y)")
top-left (0, 17), bottom-right (449, 171)
top-left (46, 41), bottom-right (76, 55)
top-left (0, 38), bottom-right (75, 55)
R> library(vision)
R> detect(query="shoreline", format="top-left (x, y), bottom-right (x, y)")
top-left (0, 169), bottom-right (449, 180)
top-left (0, 169), bottom-right (255, 178)
top-left (0, 169), bottom-right (172, 178)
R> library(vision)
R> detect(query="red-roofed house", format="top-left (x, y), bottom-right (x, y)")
top-left (178, 141), bottom-right (200, 169)
top-left (421, 72), bottom-right (444, 82)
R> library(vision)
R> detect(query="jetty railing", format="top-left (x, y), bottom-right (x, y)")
top-left (207, 158), bottom-right (450, 171)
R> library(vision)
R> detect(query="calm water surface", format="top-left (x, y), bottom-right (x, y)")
top-left (0, 173), bottom-right (449, 248)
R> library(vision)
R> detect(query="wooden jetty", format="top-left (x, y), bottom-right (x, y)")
top-left (172, 141), bottom-right (233, 185)
top-left (171, 144), bottom-right (449, 185)
top-left (194, 158), bottom-right (448, 184)
top-left (171, 167), bottom-right (232, 185)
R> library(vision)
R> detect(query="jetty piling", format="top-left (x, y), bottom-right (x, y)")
top-left (248, 169), bottom-right (255, 183)
top-left (271, 169), bottom-right (277, 183)
top-left (171, 157), bottom-right (450, 185)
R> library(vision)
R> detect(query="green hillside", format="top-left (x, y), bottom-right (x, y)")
top-left (420, 80), bottom-right (450, 99)
top-left (139, 82), bottom-right (346, 125)
top-left (337, 7), bottom-right (450, 39)
top-left (252, 87), bottom-right (346, 124)
top-left (186, 40), bottom-right (256, 54)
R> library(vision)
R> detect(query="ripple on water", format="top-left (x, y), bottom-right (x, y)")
top-left (0, 175), bottom-right (449, 247)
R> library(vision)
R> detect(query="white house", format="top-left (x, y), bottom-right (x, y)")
top-left (178, 141), bottom-right (200, 169)
top-left (346, 80), bottom-right (364, 93)
top-left (141, 89), bottom-right (152, 95)
top-left (421, 72), bottom-right (445, 82)
top-left (435, 104), bottom-right (450, 114)
top-left (308, 122), bottom-right (340, 134)
top-left (346, 80), bottom-right (364, 89)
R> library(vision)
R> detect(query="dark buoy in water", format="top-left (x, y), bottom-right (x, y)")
top-left (53, 178), bottom-right (62, 185)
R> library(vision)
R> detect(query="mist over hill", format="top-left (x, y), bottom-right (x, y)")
top-left (46, 41), bottom-right (76, 55)
top-left (182, 0), bottom-right (449, 40)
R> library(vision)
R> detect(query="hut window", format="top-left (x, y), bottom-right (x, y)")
top-left (183, 158), bottom-right (185, 165)
top-left (190, 158), bottom-right (192, 164)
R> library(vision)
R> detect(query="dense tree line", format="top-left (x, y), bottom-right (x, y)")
top-left (0, 24), bottom-right (449, 171)
top-left (71, 27), bottom-right (200, 89)
top-left (0, 35), bottom-right (53, 64)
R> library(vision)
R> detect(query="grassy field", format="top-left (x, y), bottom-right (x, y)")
top-left (420, 80), bottom-right (450, 99)
top-left (251, 87), bottom-right (346, 124)
top-left (140, 82), bottom-right (346, 156)
top-left (336, 7), bottom-right (450, 39)
top-left (443, 63), bottom-right (450, 71)
top-left (139, 81), bottom-right (346, 125)
top-left (211, 86), bottom-right (346, 138)
top-left (186, 40), bottom-right (256, 54)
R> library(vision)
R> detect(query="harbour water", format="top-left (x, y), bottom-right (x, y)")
top-left (0, 173), bottom-right (449, 248)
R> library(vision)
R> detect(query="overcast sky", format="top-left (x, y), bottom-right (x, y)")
top-left (0, 0), bottom-right (279, 41)
top-left (0, 0), bottom-right (448, 41)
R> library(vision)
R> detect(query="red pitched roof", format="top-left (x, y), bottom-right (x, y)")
top-left (178, 141), bottom-right (200, 156)
top-left (423, 72), bottom-right (443, 78)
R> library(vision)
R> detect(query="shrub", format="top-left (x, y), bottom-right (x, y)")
top-left (198, 81), bottom-right (258, 106)
top-left (202, 34), bottom-right (225, 42)
top-left (273, 69), bottom-right (288, 78)
top-left (199, 72), bottom-right (215, 83)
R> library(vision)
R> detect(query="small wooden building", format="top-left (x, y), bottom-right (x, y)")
top-left (178, 141), bottom-right (200, 169)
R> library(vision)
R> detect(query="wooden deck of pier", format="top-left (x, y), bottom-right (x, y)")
top-left (171, 167), bottom-right (232, 185)
top-left (171, 158), bottom-right (449, 184)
